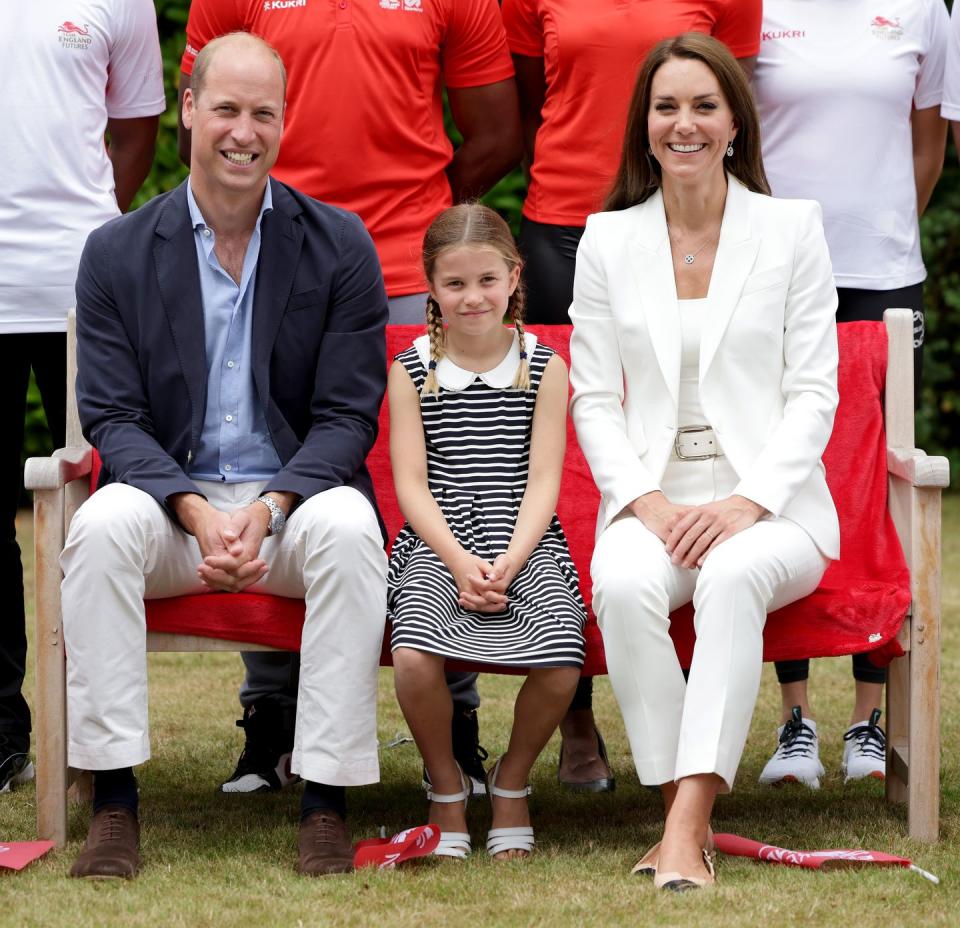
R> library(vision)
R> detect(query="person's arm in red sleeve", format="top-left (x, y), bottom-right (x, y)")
top-left (513, 55), bottom-right (545, 178)
top-left (443, 0), bottom-right (522, 201)
top-left (446, 80), bottom-right (523, 201)
top-left (501, 0), bottom-right (544, 178)
top-left (177, 0), bottom-right (245, 166)
top-left (177, 74), bottom-right (192, 167)
top-left (714, 0), bottom-right (761, 78)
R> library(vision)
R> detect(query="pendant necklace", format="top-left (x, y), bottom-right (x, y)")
top-left (670, 235), bottom-right (715, 266)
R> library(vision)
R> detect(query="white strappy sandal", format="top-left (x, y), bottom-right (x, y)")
top-left (425, 766), bottom-right (472, 859)
top-left (486, 757), bottom-right (535, 859)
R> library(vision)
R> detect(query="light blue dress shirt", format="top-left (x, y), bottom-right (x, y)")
top-left (186, 179), bottom-right (282, 482)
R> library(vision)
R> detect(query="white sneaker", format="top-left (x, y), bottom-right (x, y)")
top-left (758, 706), bottom-right (825, 789)
top-left (842, 709), bottom-right (886, 782)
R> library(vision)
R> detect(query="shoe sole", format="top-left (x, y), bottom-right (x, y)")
top-left (0, 761), bottom-right (35, 793)
top-left (558, 776), bottom-right (616, 793)
top-left (843, 770), bottom-right (885, 783)
top-left (762, 774), bottom-right (821, 790)
top-left (221, 773), bottom-right (301, 793)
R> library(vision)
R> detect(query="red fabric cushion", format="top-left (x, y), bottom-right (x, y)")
top-left (139, 322), bottom-right (908, 672)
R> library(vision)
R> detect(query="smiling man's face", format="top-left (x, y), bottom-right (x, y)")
top-left (182, 38), bottom-right (284, 203)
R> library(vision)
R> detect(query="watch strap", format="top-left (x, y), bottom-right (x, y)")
top-left (256, 494), bottom-right (286, 536)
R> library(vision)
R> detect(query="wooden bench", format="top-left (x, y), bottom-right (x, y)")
top-left (25, 310), bottom-right (948, 846)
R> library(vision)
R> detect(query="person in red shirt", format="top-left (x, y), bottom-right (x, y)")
top-left (502, 0), bottom-right (761, 790)
top-left (179, 0), bottom-right (522, 799)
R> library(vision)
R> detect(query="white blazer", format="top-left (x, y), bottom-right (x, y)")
top-left (569, 176), bottom-right (840, 559)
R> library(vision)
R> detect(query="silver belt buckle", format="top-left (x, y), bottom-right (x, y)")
top-left (674, 425), bottom-right (723, 461)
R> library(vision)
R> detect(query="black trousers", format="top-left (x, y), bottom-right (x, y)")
top-left (1, 332), bottom-right (67, 738)
top-left (774, 283), bottom-right (924, 688)
top-left (517, 218), bottom-right (585, 325)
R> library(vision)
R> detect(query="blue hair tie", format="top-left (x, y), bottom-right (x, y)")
top-left (519, 351), bottom-right (528, 360)
top-left (428, 360), bottom-right (438, 370)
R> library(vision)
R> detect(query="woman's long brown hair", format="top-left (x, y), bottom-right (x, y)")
top-left (605, 32), bottom-right (771, 211)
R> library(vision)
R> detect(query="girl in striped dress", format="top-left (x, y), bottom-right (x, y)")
top-left (387, 204), bottom-right (586, 861)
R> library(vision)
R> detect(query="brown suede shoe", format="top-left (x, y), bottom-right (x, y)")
top-left (69, 805), bottom-right (140, 879)
top-left (297, 811), bottom-right (354, 876)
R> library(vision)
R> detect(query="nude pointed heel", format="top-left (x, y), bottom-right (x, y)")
top-left (653, 849), bottom-right (716, 892)
top-left (633, 827), bottom-right (715, 879)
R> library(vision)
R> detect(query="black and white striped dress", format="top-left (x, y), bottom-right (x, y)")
top-left (388, 332), bottom-right (586, 668)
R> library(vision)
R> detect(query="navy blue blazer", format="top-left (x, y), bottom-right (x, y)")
top-left (75, 177), bottom-right (389, 516)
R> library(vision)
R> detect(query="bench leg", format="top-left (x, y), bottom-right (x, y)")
top-left (34, 489), bottom-right (69, 846)
top-left (885, 650), bottom-right (909, 805)
top-left (906, 488), bottom-right (941, 842)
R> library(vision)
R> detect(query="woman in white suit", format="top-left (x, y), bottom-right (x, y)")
top-left (569, 33), bottom-right (839, 891)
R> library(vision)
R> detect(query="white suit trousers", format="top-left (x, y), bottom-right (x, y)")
top-left (61, 481), bottom-right (388, 787)
top-left (591, 461), bottom-right (827, 791)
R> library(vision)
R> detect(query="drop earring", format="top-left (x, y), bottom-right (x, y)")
top-left (726, 142), bottom-right (734, 157)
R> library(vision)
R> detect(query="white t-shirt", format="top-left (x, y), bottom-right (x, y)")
top-left (943, 3), bottom-right (960, 120)
top-left (754, 0), bottom-right (948, 291)
top-left (0, 1), bottom-right (165, 333)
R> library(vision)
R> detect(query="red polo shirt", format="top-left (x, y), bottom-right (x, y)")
top-left (183, 0), bottom-right (514, 296)
top-left (502, 0), bottom-right (761, 226)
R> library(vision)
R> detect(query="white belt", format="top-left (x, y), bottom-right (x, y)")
top-left (673, 425), bottom-right (724, 461)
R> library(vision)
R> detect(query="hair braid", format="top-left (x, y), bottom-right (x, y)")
top-left (510, 282), bottom-right (531, 391)
top-left (422, 295), bottom-right (446, 396)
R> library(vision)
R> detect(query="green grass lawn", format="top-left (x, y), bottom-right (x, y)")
top-left (2, 497), bottom-right (958, 927)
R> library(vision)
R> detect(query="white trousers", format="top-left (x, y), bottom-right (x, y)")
top-left (61, 481), bottom-right (388, 787)
top-left (591, 458), bottom-right (827, 791)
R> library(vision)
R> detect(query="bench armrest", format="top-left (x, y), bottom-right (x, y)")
top-left (24, 448), bottom-right (93, 491)
top-left (886, 447), bottom-right (950, 489)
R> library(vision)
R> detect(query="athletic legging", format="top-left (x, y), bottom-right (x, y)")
top-left (518, 218), bottom-right (585, 324)
top-left (775, 282), bottom-right (925, 687)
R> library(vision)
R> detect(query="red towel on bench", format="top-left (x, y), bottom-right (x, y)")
top-left (136, 322), bottom-right (909, 672)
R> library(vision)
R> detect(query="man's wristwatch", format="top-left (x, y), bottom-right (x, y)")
top-left (255, 494), bottom-right (287, 536)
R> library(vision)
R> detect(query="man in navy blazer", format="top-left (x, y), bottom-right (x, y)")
top-left (62, 32), bottom-right (389, 880)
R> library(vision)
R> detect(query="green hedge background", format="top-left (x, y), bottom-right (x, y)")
top-left (22, 0), bottom-right (960, 483)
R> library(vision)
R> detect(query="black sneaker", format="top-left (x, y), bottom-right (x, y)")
top-left (220, 699), bottom-right (300, 794)
top-left (421, 708), bottom-right (489, 797)
top-left (0, 733), bottom-right (34, 793)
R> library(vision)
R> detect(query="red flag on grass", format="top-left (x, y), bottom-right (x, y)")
top-left (713, 834), bottom-right (939, 883)
top-left (354, 825), bottom-right (440, 870)
top-left (0, 841), bottom-right (54, 871)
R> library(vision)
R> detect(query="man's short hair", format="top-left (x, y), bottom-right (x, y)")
top-left (192, 32), bottom-right (287, 101)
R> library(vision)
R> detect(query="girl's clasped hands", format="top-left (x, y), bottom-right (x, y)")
top-left (452, 552), bottom-right (516, 613)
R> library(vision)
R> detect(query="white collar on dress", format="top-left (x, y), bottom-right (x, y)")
top-left (413, 330), bottom-right (537, 392)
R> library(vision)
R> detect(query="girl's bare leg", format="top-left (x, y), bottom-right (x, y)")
top-left (393, 647), bottom-right (466, 834)
top-left (492, 666), bottom-right (580, 859)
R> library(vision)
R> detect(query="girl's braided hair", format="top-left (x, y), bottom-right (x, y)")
top-left (421, 203), bottom-right (529, 396)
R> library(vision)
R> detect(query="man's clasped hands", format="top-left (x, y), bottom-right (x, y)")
top-left (169, 491), bottom-right (298, 593)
